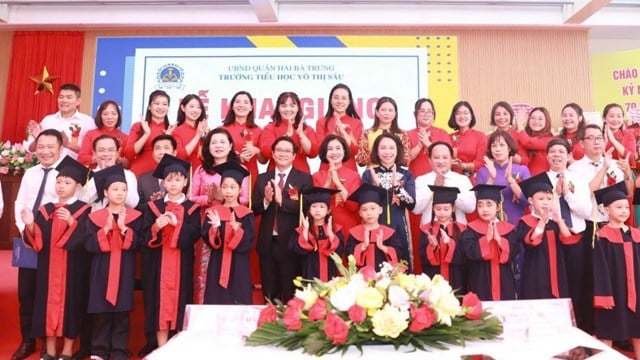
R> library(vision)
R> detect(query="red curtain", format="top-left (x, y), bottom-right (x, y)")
top-left (2, 31), bottom-right (84, 142)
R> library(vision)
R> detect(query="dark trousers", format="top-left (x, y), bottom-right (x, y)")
top-left (259, 248), bottom-right (300, 303)
top-left (91, 312), bottom-right (130, 360)
top-left (140, 250), bottom-right (158, 349)
top-left (18, 267), bottom-right (37, 341)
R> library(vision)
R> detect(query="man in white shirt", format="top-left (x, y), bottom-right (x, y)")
top-left (12, 129), bottom-right (64, 360)
top-left (568, 124), bottom-right (633, 223)
top-left (545, 138), bottom-right (592, 234)
top-left (27, 83), bottom-right (96, 160)
top-left (413, 141), bottom-right (476, 225)
top-left (566, 124), bottom-right (634, 335)
top-left (80, 134), bottom-right (139, 211)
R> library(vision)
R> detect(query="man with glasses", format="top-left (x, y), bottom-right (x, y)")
top-left (252, 136), bottom-right (312, 303)
top-left (567, 123), bottom-right (634, 335)
top-left (81, 134), bottom-right (139, 211)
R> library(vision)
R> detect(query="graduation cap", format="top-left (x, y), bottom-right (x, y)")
top-left (518, 173), bottom-right (553, 199)
top-left (55, 155), bottom-right (90, 184)
top-left (594, 181), bottom-right (627, 207)
top-left (428, 185), bottom-right (460, 205)
top-left (347, 183), bottom-right (387, 206)
top-left (152, 154), bottom-right (190, 179)
top-left (470, 184), bottom-right (505, 203)
top-left (303, 186), bottom-right (340, 207)
top-left (212, 161), bottom-right (250, 185)
top-left (93, 164), bottom-right (127, 201)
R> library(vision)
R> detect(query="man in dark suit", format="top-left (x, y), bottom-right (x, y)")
top-left (252, 136), bottom-right (312, 303)
top-left (134, 134), bottom-right (176, 358)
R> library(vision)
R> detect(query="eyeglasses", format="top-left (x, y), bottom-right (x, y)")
top-left (274, 148), bottom-right (294, 154)
top-left (417, 110), bottom-right (434, 115)
top-left (455, 111), bottom-right (470, 116)
top-left (583, 136), bottom-right (604, 142)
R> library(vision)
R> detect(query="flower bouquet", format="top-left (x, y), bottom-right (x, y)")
top-left (245, 254), bottom-right (502, 356)
top-left (0, 140), bottom-right (39, 176)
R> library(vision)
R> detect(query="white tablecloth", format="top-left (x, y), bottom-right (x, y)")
top-left (146, 325), bottom-right (628, 359)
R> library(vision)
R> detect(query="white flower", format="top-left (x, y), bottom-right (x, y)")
top-left (387, 285), bottom-right (410, 310)
top-left (371, 304), bottom-right (409, 338)
top-left (0, 150), bottom-right (9, 157)
top-left (414, 273), bottom-right (432, 292)
top-left (330, 283), bottom-right (358, 311)
top-left (428, 275), bottom-right (461, 326)
top-left (295, 284), bottom-right (319, 310)
top-left (375, 276), bottom-right (391, 292)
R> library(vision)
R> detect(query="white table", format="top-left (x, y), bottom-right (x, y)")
top-left (145, 303), bottom-right (630, 360)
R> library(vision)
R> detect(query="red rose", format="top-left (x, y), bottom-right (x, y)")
top-left (257, 303), bottom-right (278, 327)
top-left (324, 312), bottom-right (349, 345)
top-left (283, 305), bottom-right (303, 331)
top-left (462, 292), bottom-right (482, 320)
top-left (358, 266), bottom-right (377, 281)
top-left (408, 304), bottom-right (436, 332)
top-left (347, 305), bottom-right (367, 324)
top-left (287, 297), bottom-right (305, 310)
top-left (308, 298), bottom-right (327, 321)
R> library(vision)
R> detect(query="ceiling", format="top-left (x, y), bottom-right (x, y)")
top-left (0, 0), bottom-right (638, 38)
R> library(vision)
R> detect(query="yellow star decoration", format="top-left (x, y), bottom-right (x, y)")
top-left (30, 66), bottom-right (60, 95)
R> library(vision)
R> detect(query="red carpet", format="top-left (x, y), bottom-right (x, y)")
top-left (0, 250), bottom-right (264, 360)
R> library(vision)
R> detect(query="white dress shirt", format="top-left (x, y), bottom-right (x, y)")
top-left (80, 167), bottom-right (140, 211)
top-left (546, 169), bottom-right (592, 233)
top-left (14, 160), bottom-right (62, 233)
top-left (264, 166), bottom-right (293, 209)
top-left (28, 110), bottom-right (97, 160)
top-left (412, 170), bottom-right (476, 225)
top-left (568, 156), bottom-right (624, 222)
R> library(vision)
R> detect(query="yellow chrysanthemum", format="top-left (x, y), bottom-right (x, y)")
top-left (371, 304), bottom-right (409, 338)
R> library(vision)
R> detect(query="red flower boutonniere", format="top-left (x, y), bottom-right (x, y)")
top-left (288, 184), bottom-right (299, 200)
top-left (606, 170), bottom-right (617, 186)
top-left (69, 123), bottom-right (81, 137)
top-left (241, 129), bottom-right (253, 143)
top-left (568, 180), bottom-right (575, 194)
top-left (514, 172), bottom-right (521, 183)
top-left (451, 134), bottom-right (460, 147)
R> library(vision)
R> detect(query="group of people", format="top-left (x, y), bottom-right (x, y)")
top-left (6, 81), bottom-right (640, 360)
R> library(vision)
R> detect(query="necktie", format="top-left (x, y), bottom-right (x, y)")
top-left (278, 173), bottom-right (285, 190)
top-left (274, 173), bottom-right (286, 233)
top-left (33, 168), bottom-right (52, 213)
top-left (556, 174), bottom-right (573, 227)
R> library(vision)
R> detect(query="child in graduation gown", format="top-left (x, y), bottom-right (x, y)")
top-left (515, 173), bottom-right (573, 300)
top-left (592, 182), bottom-right (640, 357)
top-left (202, 162), bottom-right (255, 305)
top-left (461, 184), bottom-right (520, 301)
top-left (419, 185), bottom-right (467, 294)
top-left (345, 183), bottom-right (402, 270)
top-left (290, 187), bottom-right (344, 282)
top-left (141, 154), bottom-right (200, 347)
top-left (85, 164), bottom-right (143, 360)
top-left (20, 156), bottom-right (92, 360)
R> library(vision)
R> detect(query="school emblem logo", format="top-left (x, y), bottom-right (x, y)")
top-left (157, 63), bottom-right (185, 90)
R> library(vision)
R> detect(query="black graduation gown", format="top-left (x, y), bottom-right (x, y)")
top-left (289, 223), bottom-right (344, 282)
top-left (23, 200), bottom-right (92, 338)
top-left (201, 204), bottom-right (255, 305)
top-left (419, 222), bottom-right (467, 294)
top-left (461, 219), bottom-right (519, 301)
top-left (345, 225), bottom-right (401, 270)
top-left (593, 225), bottom-right (640, 340)
top-left (85, 208), bottom-right (143, 313)
top-left (515, 215), bottom-right (572, 300)
top-left (141, 198), bottom-right (200, 332)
